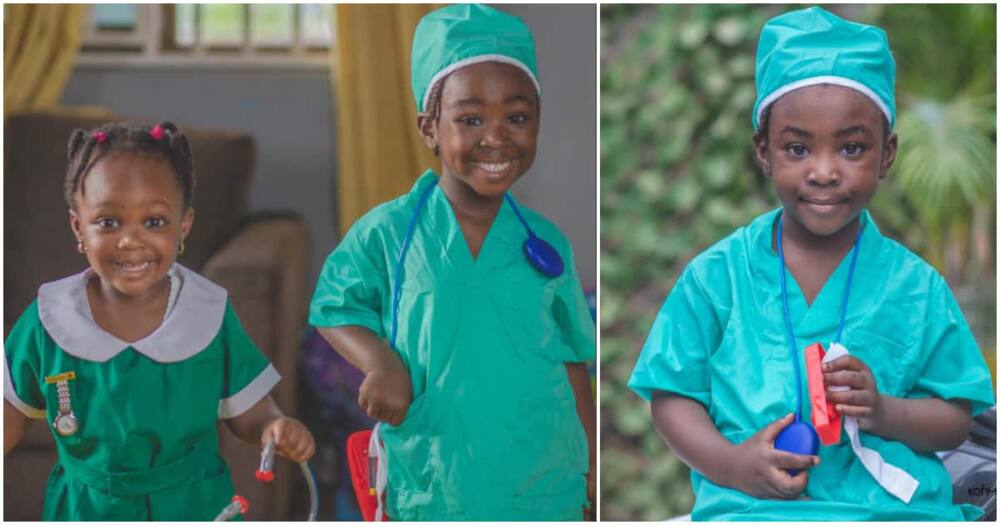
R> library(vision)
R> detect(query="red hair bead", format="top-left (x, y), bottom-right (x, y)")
top-left (150, 124), bottom-right (165, 141)
top-left (92, 131), bottom-right (107, 143)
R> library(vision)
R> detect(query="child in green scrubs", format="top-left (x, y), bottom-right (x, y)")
top-left (629, 7), bottom-right (994, 521)
top-left (310, 4), bottom-right (595, 520)
top-left (3, 121), bottom-right (315, 520)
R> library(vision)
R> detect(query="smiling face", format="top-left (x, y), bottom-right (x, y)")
top-left (70, 152), bottom-right (194, 300)
top-left (420, 61), bottom-right (540, 199)
top-left (754, 84), bottom-right (897, 239)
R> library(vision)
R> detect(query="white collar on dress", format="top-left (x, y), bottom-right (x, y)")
top-left (37, 264), bottom-right (227, 363)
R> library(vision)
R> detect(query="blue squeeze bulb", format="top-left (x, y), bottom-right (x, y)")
top-left (523, 235), bottom-right (564, 277)
top-left (774, 421), bottom-right (819, 476)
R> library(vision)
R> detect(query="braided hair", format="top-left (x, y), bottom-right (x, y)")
top-left (421, 75), bottom-right (450, 156)
top-left (64, 121), bottom-right (195, 210)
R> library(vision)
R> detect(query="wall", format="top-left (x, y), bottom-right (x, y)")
top-left (502, 4), bottom-right (598, 287)
top-left (60, 4), bottom-right (598, 287)
top-left (61, 66), bottom-right (338, 286)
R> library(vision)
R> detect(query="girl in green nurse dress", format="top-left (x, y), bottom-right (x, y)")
top-left (310, 4), bottom-right (596, 521)
top-left (629, 7), bottom-right (994, 521)
top-left (3, 121), bottom-right (315, 521)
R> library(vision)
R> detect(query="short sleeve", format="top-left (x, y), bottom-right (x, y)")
top-left (217, 302), bottom-right (280, 419)
top-left (628, 266), bottom-right (722, 406)
top-left (551, 244), bottom-right (596, 363)
top-left (908, 275), bottom-right (994, 416)
top-left (3, 302), bottom-right (47, 419)
top-left (309, 221), bottom-right (388, 337)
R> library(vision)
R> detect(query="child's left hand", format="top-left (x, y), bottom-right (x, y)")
top-left (823, 355), bottom-right (884, 431)
top-left (261, 417), bottom-right (316, 463)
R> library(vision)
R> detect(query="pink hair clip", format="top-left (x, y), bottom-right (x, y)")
top-left (92, 131), bottom-right (107, 143)
top-left (150, 124), bottom-right (165, 141)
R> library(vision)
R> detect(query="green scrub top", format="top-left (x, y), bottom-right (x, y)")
top-left (4, 265), bottom-right (279, 521)
top-left (311, 171), bottom-right (595, 520)
top-left (629, 209), bottom-right (995, 521)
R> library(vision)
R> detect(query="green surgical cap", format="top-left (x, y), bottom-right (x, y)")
top-left (411, 4), bottom-right (539, 113)
top-left (753, 6), bottom-right (896, 130)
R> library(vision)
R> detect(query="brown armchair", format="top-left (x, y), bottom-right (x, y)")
top-left (3, 111), bottom-right (310, 520)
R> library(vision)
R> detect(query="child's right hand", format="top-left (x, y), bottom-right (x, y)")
top-left (358, 361), bottom-right (413, 426)
top-left (726, 413), bottom-right (819, 500)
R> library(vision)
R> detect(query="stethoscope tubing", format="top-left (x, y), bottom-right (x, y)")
top-left (777, 212), bottom-right (863, 422)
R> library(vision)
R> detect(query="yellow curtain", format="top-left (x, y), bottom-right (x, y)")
top-left (4, 4), bottom-right (86, 116)
top-left (332, 4), bottom-right (440, 236)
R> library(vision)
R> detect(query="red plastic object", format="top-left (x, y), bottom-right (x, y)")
top-left (233, 495), bottom-right (249, 514)
top-left (347, 430), bottom-right (389, 521)
top-left (806, 343), bottom-right (842, 446)
top-left (255, 470), bottom-right (275, 483)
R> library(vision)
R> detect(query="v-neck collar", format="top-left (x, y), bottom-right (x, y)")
top-left (753, 208), bottom-right (879, 336)
top-left (37, 264), bottom-right (228, 363)
top-left (415, 170), bottom-right (524, 276)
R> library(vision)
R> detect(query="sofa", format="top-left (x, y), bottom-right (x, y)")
top-left (3, 110), bottom-right (310, 520)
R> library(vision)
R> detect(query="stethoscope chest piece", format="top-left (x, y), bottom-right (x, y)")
top-left (775, 420), bottom-right (820, 475)
top-left (523, 235), bottom-right (564, 278)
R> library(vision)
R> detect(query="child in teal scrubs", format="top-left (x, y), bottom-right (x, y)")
top-left (4, 121), bottom-right (315, 520)
top-left (310, 4), bottom-right (596, 520)
top-left (629, 7), bottom-right (994, 521)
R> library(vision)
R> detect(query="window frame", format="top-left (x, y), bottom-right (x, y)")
top-left (77, 4), bottom-right (332, 71)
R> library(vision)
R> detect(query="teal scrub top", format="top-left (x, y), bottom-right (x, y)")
top-left (4, 265), bottom-right (278, 521)
top-left (629, 209), bottom-right (995, 521)
top-left (310, 171), bottom-right (594, 520)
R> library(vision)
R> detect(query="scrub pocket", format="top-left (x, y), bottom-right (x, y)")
top-left (511, 392), bottom-right (588, 497)
top-left (382, 393), bottom-right (435, 495)
top-left (498, 276), bottom-right (560, 362)
top-left (848, 328), bottom-right (914, 395)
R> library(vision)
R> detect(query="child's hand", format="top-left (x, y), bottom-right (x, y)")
top-left (359, 363), bottom-right (413, 426)
top-left (823, 355), bottom-right (883, 431)
top-left (261, 417), bottom-right (316, 463)
top-left (728, 413), bottom-right (818, 499)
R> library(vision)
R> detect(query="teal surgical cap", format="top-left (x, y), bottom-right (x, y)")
top-left (753, 6), bottom-right (896, 130)
top-left (411, 4), bottom-right (540, 113)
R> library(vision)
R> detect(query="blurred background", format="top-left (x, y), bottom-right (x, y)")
top-left (600, 3), bottom-right (996, 520)
top-left (5, 4), bottom-right (596, 520)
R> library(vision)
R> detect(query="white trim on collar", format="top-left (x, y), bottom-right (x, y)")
top-left (38, 264), bottom-right (228, 363)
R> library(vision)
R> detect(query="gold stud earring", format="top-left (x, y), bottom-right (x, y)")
top-left (77, 240), bottom-right (85, 253)
top-left (178, 241), bottom-right (185, 255)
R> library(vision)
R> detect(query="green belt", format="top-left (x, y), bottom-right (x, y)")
top-left (59, 438), bottom-right (217, 497)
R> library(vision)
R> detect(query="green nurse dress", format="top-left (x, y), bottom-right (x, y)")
top-left (629, 209), bottom-right (995, 521)
top-left (310, 171), bottom-right (595, 520)
top-left (4, 264), bottom-right (280, 521)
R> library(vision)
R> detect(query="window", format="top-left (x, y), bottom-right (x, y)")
top-left (79, 4), bottom-right (334, 68)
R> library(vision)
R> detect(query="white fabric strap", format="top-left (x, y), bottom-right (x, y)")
top-left (369, 423), bottom-right (388, 522)
top-left (825, 343), bottom-right (919, 503)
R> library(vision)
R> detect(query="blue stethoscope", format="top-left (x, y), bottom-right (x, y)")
top-left (774, 212), bottom-right (863, 464)
top-left (388, 177), bottom-right (564, 349)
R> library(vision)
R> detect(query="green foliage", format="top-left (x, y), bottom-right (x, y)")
top-left (600, 5), bottom-right (996, 520)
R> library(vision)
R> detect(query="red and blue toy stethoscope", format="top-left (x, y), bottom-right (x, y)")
top-left (774, 213), bottom-right (862, 466)
top-left (213, 440), bottom-right (319, 521)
